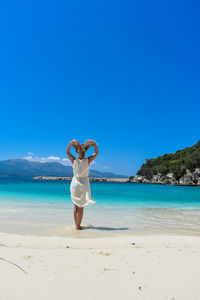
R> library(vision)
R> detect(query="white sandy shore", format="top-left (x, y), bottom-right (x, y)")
top-left (0, 232), bottom-right (200, 300)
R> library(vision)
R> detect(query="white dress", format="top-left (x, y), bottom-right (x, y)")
top-left (70, 158), bottom-right (96, 207)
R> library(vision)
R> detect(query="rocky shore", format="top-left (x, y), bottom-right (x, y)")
top-left (34, 170), bottom-right (200, 185)
top-left (34, 176), bottom-right (130, 182)
top-left (132, 168), bottom-right (200, 186)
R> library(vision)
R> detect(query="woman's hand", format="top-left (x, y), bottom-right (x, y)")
top-left (85, 139), bottom-right (96, 146)
top-left (70, 139), bottom-right (80, 147)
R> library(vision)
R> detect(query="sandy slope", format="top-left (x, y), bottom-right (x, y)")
top-left (0, 232), bottom-right (200, 300)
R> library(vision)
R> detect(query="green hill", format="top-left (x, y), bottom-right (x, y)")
top-left (136, 140), bottom-right (200, 181)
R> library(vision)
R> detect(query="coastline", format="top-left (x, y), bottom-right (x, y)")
top-left (33, 176), bottom-right (200, 186)
top-left (1, 232), bottom-right (200, 300)
top-left (34, 176), bottom-right (130, 182)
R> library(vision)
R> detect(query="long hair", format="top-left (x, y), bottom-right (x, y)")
top-left (73, 140), bottom-right (90, 156)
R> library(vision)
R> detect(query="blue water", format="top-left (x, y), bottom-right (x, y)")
top-left (0, 179), bottom-right (200, 237)
top-left (0, 180), bottom-right (200, 207)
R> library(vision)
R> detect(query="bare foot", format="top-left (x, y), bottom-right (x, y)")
top-left (76, 226), bottom-right (83, 230)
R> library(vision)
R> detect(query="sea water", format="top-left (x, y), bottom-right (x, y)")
top-left (0, 179), bottom-right (200, 238)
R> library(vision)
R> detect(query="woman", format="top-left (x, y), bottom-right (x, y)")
top-left (66, 139), bottom-right (99, 230)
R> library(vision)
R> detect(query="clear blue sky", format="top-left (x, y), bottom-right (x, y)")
top-left (0, 0), bottom-right (200, 176)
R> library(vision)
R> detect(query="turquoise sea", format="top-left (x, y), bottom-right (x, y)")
top-left (0, 179), bottom-right (200, 238)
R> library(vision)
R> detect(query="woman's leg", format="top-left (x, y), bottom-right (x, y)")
top-left (76, 207), bottom-right (84, 230)
top-left (73, 204), bottom-right (78, 226)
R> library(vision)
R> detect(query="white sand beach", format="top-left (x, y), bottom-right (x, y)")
top-left (1, 232), bottom-right (200, 300)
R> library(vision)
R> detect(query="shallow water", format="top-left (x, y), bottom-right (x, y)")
top-left (0, 179), bottom-right (200, 238)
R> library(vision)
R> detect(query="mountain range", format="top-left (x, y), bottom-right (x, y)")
top-left (0, 159), bottom-right (128, 179)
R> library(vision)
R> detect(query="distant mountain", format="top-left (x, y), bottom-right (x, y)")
top-left (0, 159), bottom-right (128, 179)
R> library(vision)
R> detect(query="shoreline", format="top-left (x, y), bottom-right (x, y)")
top-left (33, 176), bottom-right (200, 186)
top-left (34, 176), bottom-right (130, 182)
top-left (1, 231), bottom-right (200, 299)
top-left (1, 229), bottom-right (200, 240)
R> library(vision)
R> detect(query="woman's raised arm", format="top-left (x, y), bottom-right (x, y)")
top-left (66, 140), bottom-right (77, 163)
top-left (87, 140), bottom-right (99, 165)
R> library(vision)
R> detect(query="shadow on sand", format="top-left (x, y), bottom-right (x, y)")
top-left (81, 225), bottom-right (129, 231)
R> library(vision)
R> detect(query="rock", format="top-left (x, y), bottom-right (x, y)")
top-left (166, 172), bottom-right (174, 179)
top-left (152, 173), bottom-right (164, 183)
top-left (193, 168), bottom-right (200, 185)
top-left (162, 178), bottom-right (172, 185)
top-left (143, 178), bottom-right (151, 183)
top-left (134, 176), bottom-right (144, 183)
top-left (179, 169), bottom-right (193, 185)
top-left (165, 173), bottom-right (178, 184)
